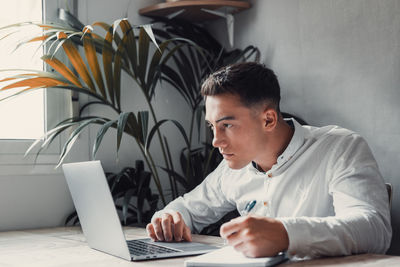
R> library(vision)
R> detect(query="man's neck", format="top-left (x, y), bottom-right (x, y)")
top-left (255, 119), bottom-right (294, 172)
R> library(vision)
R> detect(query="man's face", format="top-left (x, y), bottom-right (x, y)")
top-left (205, 93), bottom-right (268, 169)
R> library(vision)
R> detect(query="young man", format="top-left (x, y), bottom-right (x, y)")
top-left (146, 62), bottom-right (392, 258)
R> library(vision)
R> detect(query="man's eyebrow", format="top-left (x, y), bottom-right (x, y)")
top-left (205, 116), bottom-right (236, 124)
top-left (215, 116), bottom-right (235, 123)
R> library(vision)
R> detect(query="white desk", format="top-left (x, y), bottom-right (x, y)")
top-left (0, 227), bottom-right (399, 266)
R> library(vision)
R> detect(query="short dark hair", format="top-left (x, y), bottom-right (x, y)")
top-left (201, 62), bottom-right (281, 112)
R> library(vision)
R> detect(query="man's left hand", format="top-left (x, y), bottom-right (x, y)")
top-left (220, 215), bottom-right (289, 257)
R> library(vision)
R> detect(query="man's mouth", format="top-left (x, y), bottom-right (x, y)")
top-left (221, 152), bottom-right (234, 159)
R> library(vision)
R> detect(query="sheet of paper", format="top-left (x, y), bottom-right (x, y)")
top-left (185, 245), bottom-right (287, 267)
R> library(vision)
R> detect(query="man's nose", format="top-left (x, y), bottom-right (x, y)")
top-left (212, 129), bottom-right (225, 148)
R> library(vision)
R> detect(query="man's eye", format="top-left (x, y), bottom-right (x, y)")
top-left (223, 124), bottom-right (232, 129)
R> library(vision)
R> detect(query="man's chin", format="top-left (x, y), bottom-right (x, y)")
top-left (226, 160), bottom-right (248, 170)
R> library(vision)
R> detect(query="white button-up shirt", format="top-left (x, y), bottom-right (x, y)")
top-left (153, 119), bottom-right (392, 258)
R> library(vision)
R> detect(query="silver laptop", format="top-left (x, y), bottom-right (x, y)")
top-left (62, 160), bottom-right (217, 261)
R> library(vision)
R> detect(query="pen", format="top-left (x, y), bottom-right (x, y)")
top-left (242, 200), bottom-right (256, 216)
top-left (223, 200), bottom-right (257, 245)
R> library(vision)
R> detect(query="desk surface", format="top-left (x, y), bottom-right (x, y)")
top-left (0, 227), bottom-right (398, 267)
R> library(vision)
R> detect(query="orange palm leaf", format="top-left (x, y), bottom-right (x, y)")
top-left (1, 77), bottom-right (68, 91)
top-left (102, 27), bottom-right (115, 105)
top-left (28, 35), bottom-right (50, 43)
top-left (83, 31), bottom-right (106, 99)
top-left (42, 55), bottom-right (82, 87)
top-left (57, 32), bottom-right (96, 93)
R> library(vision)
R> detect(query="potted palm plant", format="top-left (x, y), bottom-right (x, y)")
top-left (0, 8), bottom-right (193, 223)
top-left (0, 8), bottom-right (261, 226)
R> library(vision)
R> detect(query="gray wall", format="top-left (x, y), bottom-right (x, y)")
top-left (0, 170), bottom-right (73, 231)
top-left (207, 0), bottom-right (400, 254)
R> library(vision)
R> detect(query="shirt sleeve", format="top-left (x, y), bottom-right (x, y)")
top-left (151, 160), bottom-right (236, 233)
top-left (279, 134), bottom-right (392, 258)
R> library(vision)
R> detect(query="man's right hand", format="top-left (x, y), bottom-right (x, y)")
top-left (146, 211), bottom-right (192, 242)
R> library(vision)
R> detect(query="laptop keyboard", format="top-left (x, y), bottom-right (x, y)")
top-left (127, 240), bottom-right (181, 256)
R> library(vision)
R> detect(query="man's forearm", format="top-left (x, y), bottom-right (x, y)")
top-left (279, 211), bottom-right (392, 258)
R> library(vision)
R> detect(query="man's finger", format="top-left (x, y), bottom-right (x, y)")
top-left (152, 218), bottom-right (164, 241)
top-left (232, 240), bottom-right (246, 253)
top-left (172, 212), bottom-right (184, 241)
top-left (146, 223), bottom-right (157, 241)
top-left (182, 225), bottom-right (192, 242)
top-left (161, 214), bottom-right (174, 241)
top-left (224, 229), bottom-right (243, 246)
top-left (220, 217), bottom-right (244, 239)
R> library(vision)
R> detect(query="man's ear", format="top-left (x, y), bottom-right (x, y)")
top-left (263, 108), bottom-right (278, 131)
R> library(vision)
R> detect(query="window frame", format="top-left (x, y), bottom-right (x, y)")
top-left (0, 0), bottom-right (77, 171)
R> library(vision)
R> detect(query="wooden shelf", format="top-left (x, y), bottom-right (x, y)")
top-left (139, 1), bottom-right (251, 23)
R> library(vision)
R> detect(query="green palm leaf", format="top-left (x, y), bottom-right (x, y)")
top-left (113, 33), bottom-right (127, 110)
top-left (79, 101), bottom-right (113, 116)
top-left (145, 119), bottom-right (190, 155)
top-left (93, 120), bottom-right (116, 159)
top-left (24, 121), bottom-right (77, 159)
top-left (120, 21), bottom-right (137, 76)
top-left (146, 40), bottom-right (170, 91)
top-left (137, 27), bottom-right (150, 90)
top-left (137, 111), bottom-right (149, 144)
top-left (117, 112), bottom-right (134, 153)
top-left (57, 117), bottom-right (107, 167)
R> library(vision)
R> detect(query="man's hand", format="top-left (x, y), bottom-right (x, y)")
top-left (146, 211), bottom-right (192, 242)
top-left (220, 215), bottom-right (289, 257)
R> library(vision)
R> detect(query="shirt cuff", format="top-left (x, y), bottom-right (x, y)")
top-left (279, 217), bottom-right (312, 258)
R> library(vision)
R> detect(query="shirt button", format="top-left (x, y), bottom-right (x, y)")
top-left (263, 201), bottom-right (268, 206)
top-left (268, 173), bottom-right (272, 178)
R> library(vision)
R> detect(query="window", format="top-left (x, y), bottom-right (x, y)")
top-left (0, 0), bottom-right (44, 139)
top-left (0, 0), bottom-right (75, 169)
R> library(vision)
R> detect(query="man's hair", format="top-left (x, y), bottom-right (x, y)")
top-left (201, 62), bottom-right (281, 112)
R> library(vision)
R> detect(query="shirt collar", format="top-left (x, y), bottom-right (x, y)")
top-left (275, 118), bottom-right (306, 166)
top-left (249, 118), bottom-right (306, 173)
